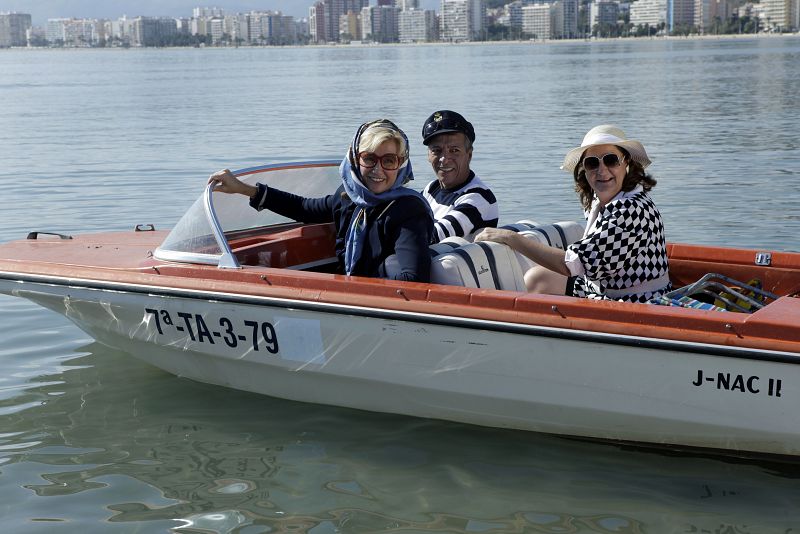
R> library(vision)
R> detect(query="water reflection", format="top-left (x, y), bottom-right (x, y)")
top-left (1, 341), bottom-right (800, 533)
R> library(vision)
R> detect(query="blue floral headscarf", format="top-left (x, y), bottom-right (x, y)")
top-left (340, 119), bottom-right (431, 275)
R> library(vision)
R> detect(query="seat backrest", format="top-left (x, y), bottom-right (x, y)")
top-left (513, 221), bottom-right (585, 272)
top-left (499, 221), bottom-right (540, 232)
top-left (428, 236), bottom-right (470, 258)
top-left (383, 236), bottom-right (472, 280)
top-left (428, 220), bottom-right (586, 290)
top-left (519, 221), bottom-right (584, 249)
top-left (430, 241), bottom-right (526, 291)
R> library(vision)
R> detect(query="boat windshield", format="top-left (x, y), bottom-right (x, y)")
top-left (154, 160), bottom-right (341, 267)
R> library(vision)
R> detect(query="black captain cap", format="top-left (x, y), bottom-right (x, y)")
top-left (422, 110), bottom-right (476, 146)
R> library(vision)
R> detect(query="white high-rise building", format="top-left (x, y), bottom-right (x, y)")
top-left (440, 0), bottom-right (485, 41)
top-left (553, 0), bottom-right (579, 38)
top-left (399, 8), bottom-right (438, 41)
top-left (629, 0), bottom-right (668, 27)
top-left (208, 17), bottom-right (225, 43)
top-left (522, 3), bottom-right (552, 38)
top-left (46, 18), bottom-right (68, 43)
top-left (131, 17), bottom-right (178, 46)
top-left (46, 18), bottom-right (98, 46)
top-left (0, 12), bottom-right (32, 47)
top-left (111, 16), bottom-right (135, 44)
top-left (223, 14), bottom-right (249, 43)
top-left (522, 0), bottom-right (577, 38)
top-left (761, 0), bottom-right (799, 30)
top-left (248, 11), bottom-right (296, 45)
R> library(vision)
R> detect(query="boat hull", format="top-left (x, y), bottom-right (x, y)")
top-left (5, 276), bottom-right (799, 457)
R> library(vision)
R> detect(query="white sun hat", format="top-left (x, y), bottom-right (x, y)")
top-left (561, 125), bottom-right (651, 173)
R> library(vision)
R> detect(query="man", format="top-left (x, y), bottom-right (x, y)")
top-left (421, 110), bottom-right (499, 243)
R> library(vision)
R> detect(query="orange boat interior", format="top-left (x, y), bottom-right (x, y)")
top-left (226, 222), bottom-right (800, 299)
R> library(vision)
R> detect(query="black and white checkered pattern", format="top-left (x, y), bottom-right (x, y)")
top-left (569, 191), bottom-right (670, 303)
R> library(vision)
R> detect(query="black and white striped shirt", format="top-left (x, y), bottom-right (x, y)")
top-left (423, 172), bottom-right (499, 243)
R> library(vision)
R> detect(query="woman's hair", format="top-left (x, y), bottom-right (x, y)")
top-left (573, 146), bottom-right (657, 211)
top-left (358, 121), bottom-right (408, 160)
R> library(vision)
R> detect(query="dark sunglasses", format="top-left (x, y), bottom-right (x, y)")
top-left (358, 152), bottom-right (402, 171)
top-left (583, 153), bottom-right (625, 172)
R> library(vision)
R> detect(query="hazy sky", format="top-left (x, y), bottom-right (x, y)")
top-left (0, 0), bottom-right (440, 26)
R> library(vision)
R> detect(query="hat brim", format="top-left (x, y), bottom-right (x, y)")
top-left (423, 128), bottom-right (466, 145)
top-left (561, 140), bottom-right (651, 172)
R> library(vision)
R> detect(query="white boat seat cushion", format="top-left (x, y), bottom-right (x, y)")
top-left (381, 237), bottom-right (471, 280)
top-left (422, 220), bottom-right (587, 290)
top-left (513, 221), bottom-right (586, 272)
top-left (429, 220), bottom-right (586, 289)
top-left (499, 220), bottom-right (540, 232)
top-left (517, 220), bottom-right (584, 249)
top-left (428, 236), bottom-right (470, 257)
top-left (430, 241), bottom-right (526, 291)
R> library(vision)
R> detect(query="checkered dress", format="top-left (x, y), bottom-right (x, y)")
top-left (568, 190), bottom-right (671, 303)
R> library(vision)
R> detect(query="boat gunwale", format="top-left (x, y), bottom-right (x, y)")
top-left (2, 268), bottom-right (799, 364)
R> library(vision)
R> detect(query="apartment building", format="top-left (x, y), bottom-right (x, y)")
top-left (399, 8), bottom-right (438, 42)
top-left (630, 0), bottom-right (668, 27)
top-left (0, 12), bottom-right (32, 47)
top-left (440, 0), bottom-right (485, 41)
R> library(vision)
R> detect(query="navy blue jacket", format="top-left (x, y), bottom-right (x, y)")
top-left (250, 184), bottom-right (432, 282)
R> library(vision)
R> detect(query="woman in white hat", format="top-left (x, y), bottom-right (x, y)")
top-left (475, 125), bottom-right (671, 303)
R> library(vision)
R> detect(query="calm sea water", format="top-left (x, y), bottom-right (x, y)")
top-left (1, 37), bottom-right (800, 533)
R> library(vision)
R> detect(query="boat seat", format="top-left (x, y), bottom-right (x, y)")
top-left (430, 241), bottom-right (526, 291)
top-left (428, 236), bottom-right (470, 257)
top-left (499, 220), bottom-right (540, 232)
top-left (518, 220), bottom-right (585, 249)
top-left (428, 220), bottom-right (585, 290)
top-left (511, 221), bottom-right (586, 272)
top-left (380, 238), bottom-right (471, 280)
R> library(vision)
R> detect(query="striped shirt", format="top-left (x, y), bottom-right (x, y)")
top-left (423, 171), bottom-right (499, 243)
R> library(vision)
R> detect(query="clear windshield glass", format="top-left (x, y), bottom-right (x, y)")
top-left (155, 160), bottom-right (341, 265)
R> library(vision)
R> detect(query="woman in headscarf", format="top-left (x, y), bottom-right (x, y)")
top-left (475, 124), bottom-right (671, 303)
top-left (209, 119), bottom-right (433, 282)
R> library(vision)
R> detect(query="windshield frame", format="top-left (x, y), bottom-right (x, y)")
top-left (153, 160), bottom-right (341, 268)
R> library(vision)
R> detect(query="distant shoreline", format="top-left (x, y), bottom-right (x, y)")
top-left (3, 31), bottom-right (798, 52)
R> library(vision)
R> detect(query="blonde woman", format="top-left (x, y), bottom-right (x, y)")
top-left (210, 119), bottom-right (433, 282)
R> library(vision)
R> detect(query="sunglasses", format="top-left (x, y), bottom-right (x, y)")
top-left (358, 152), bottom-right (402, 171)
top-left (583, 153), bottom-right (625, 172)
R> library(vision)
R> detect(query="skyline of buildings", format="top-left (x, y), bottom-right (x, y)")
top-left (2, 0), bottom-right (799, 48)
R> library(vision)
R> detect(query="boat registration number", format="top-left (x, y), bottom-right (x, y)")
top-left (144, 307), bottom-right (279, 354)
top-left (692, 369), bottom-right (783, 397)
